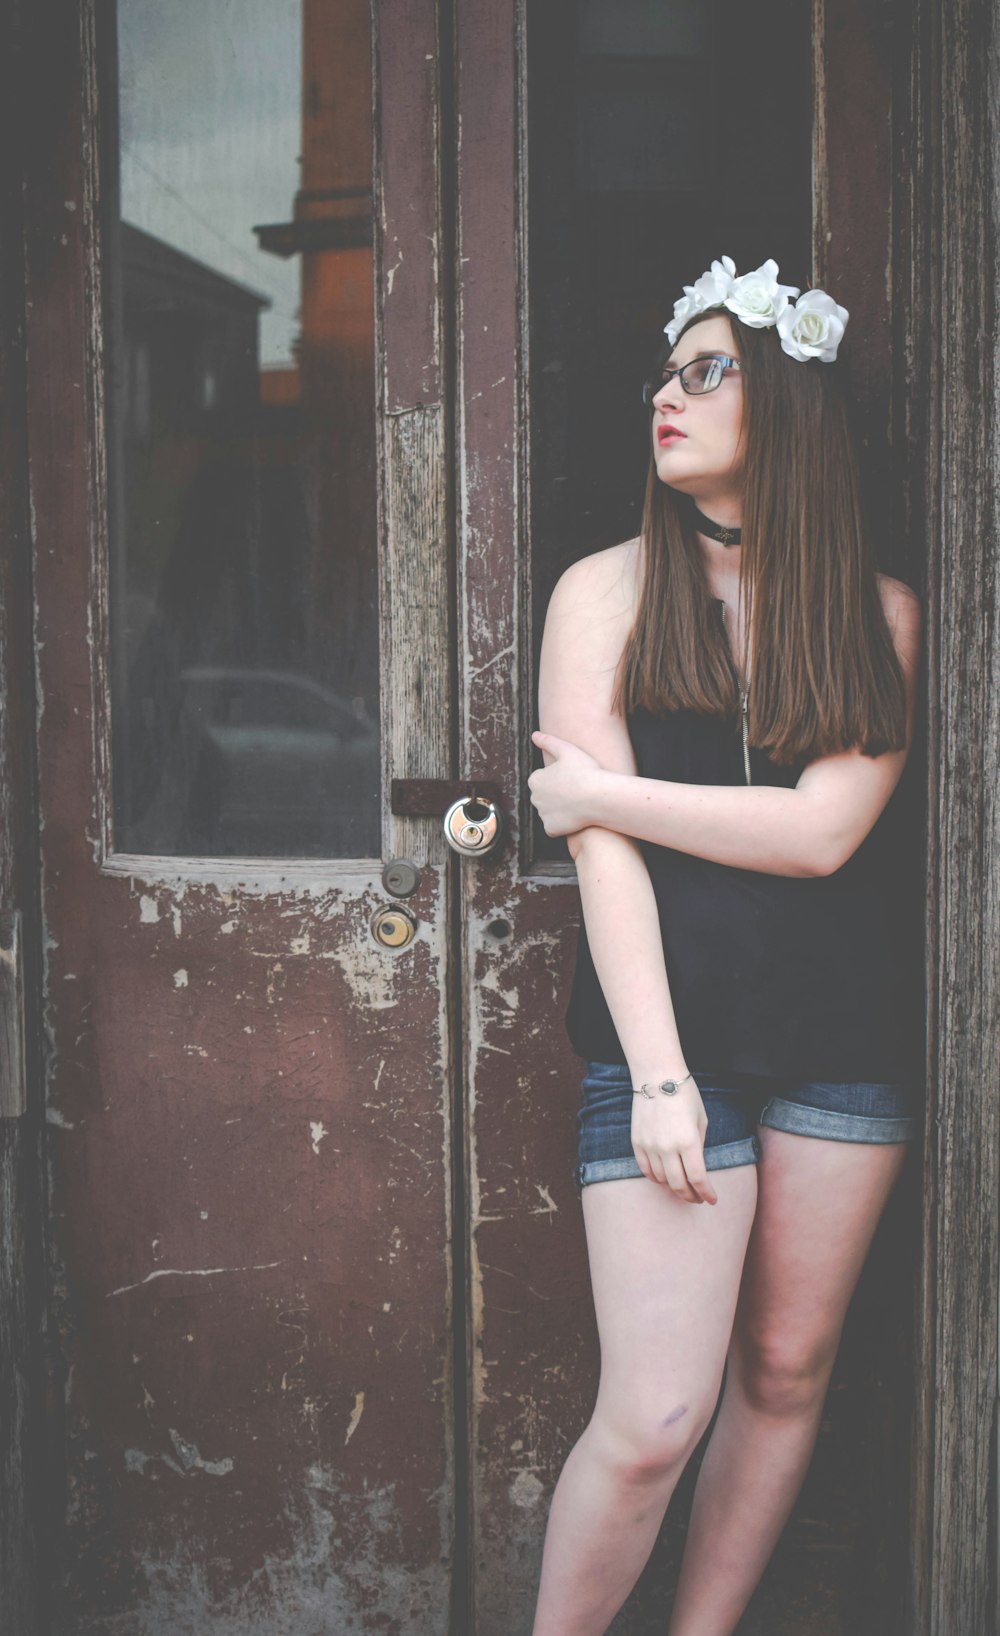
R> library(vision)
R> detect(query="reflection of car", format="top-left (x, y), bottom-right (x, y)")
top-left (177, 666), bottom-right (380, 854)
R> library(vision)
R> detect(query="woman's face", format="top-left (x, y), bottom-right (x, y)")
top-left (649, 314), bottom-right (745, 507)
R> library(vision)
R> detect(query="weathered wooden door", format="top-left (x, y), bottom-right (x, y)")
top-left (17, 0), bottom-right (931, 1633)
top-left (25, 0), bottom-right (461, 1629)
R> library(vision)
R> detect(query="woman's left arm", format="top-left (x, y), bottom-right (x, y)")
top-left (531, 579), bottom-right (922, 879)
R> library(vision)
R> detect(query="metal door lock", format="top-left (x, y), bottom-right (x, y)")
top-left (370, 903), bottom-right (418, 949)
top-left (381, 858), bottom-right (422, 897)
top-left (442, 795), bottom-right (503, 856)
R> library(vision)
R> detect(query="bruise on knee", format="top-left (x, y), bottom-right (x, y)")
top-left (662, 1402), bottom-right (688, 1428)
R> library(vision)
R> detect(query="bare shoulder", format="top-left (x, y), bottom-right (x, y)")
top-left (875, 571), bottom-right (921, 623)
top-left (875, 572), bottom-right (922, 658)
top-left (536, 538), bottom-right (642, 785)
top-left (548, 537), bottom-right (642, 627)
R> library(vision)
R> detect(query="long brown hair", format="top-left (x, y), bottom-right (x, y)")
top-left (613, 308), bottom-right (908, 763)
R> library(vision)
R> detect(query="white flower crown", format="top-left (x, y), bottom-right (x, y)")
top-left (664, 254), bottom-right (849, 363)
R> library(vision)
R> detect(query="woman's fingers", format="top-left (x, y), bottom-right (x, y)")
top-left (663, 1153), bottom-right (699, 1202)
top-left (682, 1151), bottom-right (719, 1206)
top-left (633, 1140), bottom-right (718, 1205)
top-left (633, 1146), bottom-right (667, 1188)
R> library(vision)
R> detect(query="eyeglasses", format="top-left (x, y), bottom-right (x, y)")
top-left (642, 354), bottom-right (742, 406)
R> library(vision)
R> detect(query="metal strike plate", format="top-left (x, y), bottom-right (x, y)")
top-left (442, 795), bottom-right (503, 856)
top-left (390, 778), bottom-right (503, 816)
top-left (370, 903), bottom-right (418, 950)
top-left (381, 858), bottom-right (422, 897)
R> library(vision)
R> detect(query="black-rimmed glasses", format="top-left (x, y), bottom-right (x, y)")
top-left (642, 354), bottom-right (742, 406)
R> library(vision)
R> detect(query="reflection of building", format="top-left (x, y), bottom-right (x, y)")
top-left (247, 0), bottom-right (378, 774)
top-left (118, 221), bottom-right (269, 444)
top-left (114, 220), bottom-right (272, 622)
top-left (252, 0), bottom-right (373, 415)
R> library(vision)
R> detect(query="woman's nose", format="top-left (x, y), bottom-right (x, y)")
top-left (655, 381), bottom-right (683, 412)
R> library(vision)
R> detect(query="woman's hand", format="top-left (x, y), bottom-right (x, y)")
top-left (631, 1080), bottom-right (719, 1204)
top-left (528, 730), bottom-right (606, 837)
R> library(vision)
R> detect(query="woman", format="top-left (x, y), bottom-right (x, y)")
top-left (525, 255), bottom-right (922, 1636)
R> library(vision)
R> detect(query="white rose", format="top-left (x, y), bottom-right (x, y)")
top-left (775, 289), bottom-right (850, 362)
top-left (664, 255), bottom-right (737, 342)
top-left (664, 289), bottom-right (704, 344)
top-left (723, 257), bottom-right (800, 329)
top-left (691, 254), bottom-right (737, 308)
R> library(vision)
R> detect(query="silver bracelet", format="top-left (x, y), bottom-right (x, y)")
top-left (633, 1071), bottom-right (694, 1099)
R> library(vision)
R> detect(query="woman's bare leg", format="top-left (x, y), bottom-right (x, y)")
top-left (666, 1127), bottom-right (910, 1636)
top-left (530, 1165), bottom-right (759, 1636)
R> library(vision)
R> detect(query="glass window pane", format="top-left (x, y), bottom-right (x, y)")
top-left (528, 0), bottom-right (811, 860)
top-left (108, 0), bottom-right (379, 857)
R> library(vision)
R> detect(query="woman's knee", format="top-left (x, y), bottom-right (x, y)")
top-left (587, 1388), bottom-right (719, 1481)
top-left (730, 1325), bottom-right (839, 1416)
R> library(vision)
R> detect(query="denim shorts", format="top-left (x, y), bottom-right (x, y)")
top-left (574, 1060), bottom-right (919, 1189)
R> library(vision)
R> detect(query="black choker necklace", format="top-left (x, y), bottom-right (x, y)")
top-left (683, 496), bottom-right (742, 546)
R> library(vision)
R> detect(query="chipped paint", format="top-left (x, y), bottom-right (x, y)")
top-left (125, 1429), bottom-right (234, 1479)
top-left (345, 1391), bottom-right (365, 1443)
top-left (90, 1462), bottom-right (449, 1631)
top-left (106, 1263), bottom-right (284, 1298)
top-left (530, 1183), bottom-right (558, 1214)
top-left (508, 1469), bottom-right (545, 1511)
top-left (319, 928), bottom-right (413, 1012)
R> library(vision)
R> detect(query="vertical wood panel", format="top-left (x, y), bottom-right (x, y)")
top-left (818, 0), bottom-right (899, 561)
top-left (0, 1), bottom-right (50, 1629)
top-left (809, 6), bottom-right (927, 1632)
top-left (375, 0), bottom-right (454, 867)
top-left (902, 1), bottom-right (1000, 1631)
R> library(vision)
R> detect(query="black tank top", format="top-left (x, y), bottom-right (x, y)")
top-left (563, 680), bottom-right (922, 1084)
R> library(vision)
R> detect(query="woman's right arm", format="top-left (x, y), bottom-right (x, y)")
top-left (536, 547), bottom-right (717, 1205)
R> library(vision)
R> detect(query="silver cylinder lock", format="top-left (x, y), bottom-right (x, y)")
top-left (442, 794), bottom-right (504, 856)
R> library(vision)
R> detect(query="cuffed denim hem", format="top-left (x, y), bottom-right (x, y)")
top-left (759, 1095), bottom-right (915, 1144)
top-left (574, 1155), bottom-right (645, 1188)
top-left (704, 1134), bottom-right (761, 1170)
top-left (573, 1133), bottom-right (761, 1190)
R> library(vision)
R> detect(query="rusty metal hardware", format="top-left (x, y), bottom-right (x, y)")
top-left (370, 903), bottom-right (418, 949)
top-left (390, 777), bottom-right (503, 816)
top-left (442, 795), bottom-right (503, 856)
top-left (381, 858), bottom-right (423, 897)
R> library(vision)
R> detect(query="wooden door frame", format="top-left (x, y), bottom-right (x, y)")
top-left (0, 3), bottom-right (54, 1632)
top-left (901, 1), bottom-right (1000, 1630)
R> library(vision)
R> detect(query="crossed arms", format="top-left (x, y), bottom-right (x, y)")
top-left (532, 542), bottom-right (921, 1083)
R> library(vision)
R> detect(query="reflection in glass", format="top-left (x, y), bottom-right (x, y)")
top-left (109, 0), bottom-right (379, 856)
top-left (528, 0), bottom-right (811, 860)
